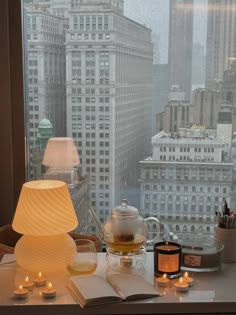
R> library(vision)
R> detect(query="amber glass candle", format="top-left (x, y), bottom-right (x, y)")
top-left (154, 241), bottom-right (182, 279)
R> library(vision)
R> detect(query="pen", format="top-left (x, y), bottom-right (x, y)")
top-left (182, 245), bottom-right (203, 251)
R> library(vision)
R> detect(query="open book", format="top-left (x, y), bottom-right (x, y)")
top-left (67, 273), bottom-right (160, 308)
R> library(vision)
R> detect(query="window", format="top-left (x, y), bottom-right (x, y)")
top-left (2, 0), bottom-right (234, 251)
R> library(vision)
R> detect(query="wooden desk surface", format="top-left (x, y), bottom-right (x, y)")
top-left (0, 253), bottom-right (236, 315)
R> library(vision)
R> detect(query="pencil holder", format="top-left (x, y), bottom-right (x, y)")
top-left (215, 227), bottom-right (236, 263)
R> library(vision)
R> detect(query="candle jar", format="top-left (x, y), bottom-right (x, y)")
top-left (180, 233), bottom-right (223, 271)
top-left (154, 241), bottom-right (182, 279)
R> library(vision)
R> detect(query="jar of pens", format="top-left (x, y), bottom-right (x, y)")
top-left (215, 201), bottom-right (236, 263)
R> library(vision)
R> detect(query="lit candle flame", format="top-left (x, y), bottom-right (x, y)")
top-left (25, 276), bottom-right (29, 283)
top-left (163, 274), bottom-right (167, 279)
top-left (179, 277), bottom-right (183, 283)
top-left (184, 272), bottom-right (188, 279)
top-left (48, 282), bottom-right (52, 290)
top-left (19, 285), bottom-right (23, 291)
top-left (38, 272), bottom-right (42, 279)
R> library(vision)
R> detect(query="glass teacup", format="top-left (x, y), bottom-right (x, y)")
top-left (67, 239), bottom-right (97, 275)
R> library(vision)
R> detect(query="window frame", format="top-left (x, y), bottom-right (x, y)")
top-left (0, 0), bottom-right (25, 225)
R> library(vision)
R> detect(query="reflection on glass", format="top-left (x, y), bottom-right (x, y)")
top-left (22, 0), bottom-right (236, 240)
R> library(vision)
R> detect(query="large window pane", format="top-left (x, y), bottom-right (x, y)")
top-left (22, 0), bottom-right (236, 239)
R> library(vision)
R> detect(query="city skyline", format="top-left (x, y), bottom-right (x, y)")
top-left (22, 0), bottom-right (236, 237)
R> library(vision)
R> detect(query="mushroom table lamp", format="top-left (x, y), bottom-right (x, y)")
top-left (12, 180), bottom-right (78, 273)
top-left (42, 137), bottom-right (80, 188)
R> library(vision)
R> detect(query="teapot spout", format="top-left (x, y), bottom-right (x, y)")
top-left (88, 208), bottom-right (103, 240)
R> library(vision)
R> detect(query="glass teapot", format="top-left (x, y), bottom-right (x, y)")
top-left (88, 199), bottom-right (161, 253)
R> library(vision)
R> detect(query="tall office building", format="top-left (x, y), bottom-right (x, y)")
top-left (221, 61), bottom-right (236, 106)
top-left (205, 0), bottom-right (236, 87)
top-left (156, 100), bottom-right (192, 133)
top-left (168, 0), bottom-right (193, 100)
top-left (24, 4), bottom-right (67, 179)
top-left (220, 61), bottom-right (236, 131)
top-left (152, 64), bottom-right (169, 135)
top-left (192, 88), bottom-right (221, 129)
top-left (66, 0), bottom-right (153, 217)
top-left (192, 42), bottom-right (206, 88)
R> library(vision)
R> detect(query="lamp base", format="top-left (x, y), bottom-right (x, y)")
top-left (15, 234), bottom-right (76, 273)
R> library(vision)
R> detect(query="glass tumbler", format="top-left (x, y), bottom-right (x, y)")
top-left (67, 239), bottom-right (97, 275)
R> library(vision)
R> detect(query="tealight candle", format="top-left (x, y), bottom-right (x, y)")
top-left (42, 282), bottom-right (56, 298)
top-left (120, 256), bottom-right (133, 268)
top-left (183, 272), bottom-right (194, 287)
top-left (155, 273), bottom-right (170, 287)
top-left (174, 277), bottom-right (189, 292)
top-left (34, 272), bottom-right (46, 287)
top-left (22, 276), bottom-right (34, 290)
top-left (14, 284), bottom-right (29, 299)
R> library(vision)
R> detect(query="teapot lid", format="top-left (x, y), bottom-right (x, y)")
top-left (112, 199), bottom-right (139, 217)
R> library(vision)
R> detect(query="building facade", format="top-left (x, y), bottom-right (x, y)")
top-left (24, 5), bottom-right (67, 179)
top-left (156, 100), bottom-right (192, 133)
top-left (139, 130), bottom-right (232, 237)
top-left (65, 0), bottom-right (153, 218)
top-left (152, 64), bottom-right (169, 136)
top-left (192, 88), bottom-right (221, 129)
top-left (221, 61), bottom-right (236, 132)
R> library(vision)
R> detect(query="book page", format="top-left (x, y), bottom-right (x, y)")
top-left (69, 275), bottom-right (122, 302)
top-left (107, 273), bottom-right (159, 300)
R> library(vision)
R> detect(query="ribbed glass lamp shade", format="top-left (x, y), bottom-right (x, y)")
top-left (12, 180), bottom-right (78, 235)
top-left (14, 234), bottom-right (76, 273)
top-left (42, 137), bottom-right (80, 169)
top-left (12, 180), bottom-right (78, 272)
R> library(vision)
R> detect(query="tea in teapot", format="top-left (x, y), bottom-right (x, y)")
top-left (89, 199), bottom-right (161, 254)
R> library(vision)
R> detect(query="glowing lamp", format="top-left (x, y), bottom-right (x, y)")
top-left (12, 180), bottom-right (78, 273)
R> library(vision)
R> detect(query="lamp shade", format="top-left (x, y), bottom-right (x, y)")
top-left (12, 180), bottom-right (78, 235)
top-left (42, 137), bottom-right (80, 169)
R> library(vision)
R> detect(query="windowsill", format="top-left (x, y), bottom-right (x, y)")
top-left (1, 252), bottom-right (236, 314)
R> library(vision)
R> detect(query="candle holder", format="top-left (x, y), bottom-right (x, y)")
top-left (34, 272), bottom-right (47, 287)
top-left (155, 273), bottom-right (170, 287)
top-left (120, 256), bottom-right (133, 269)
top-left (22, 276), bottom-right (34, 290)
top-left (174, 277), bottom-right (189, 292)
top-left (14, 285), bottom-right (29, 299)
top-left (42, 282), bottom-right (56, 298)
top-left (154, 241), bottom-right (182, 279)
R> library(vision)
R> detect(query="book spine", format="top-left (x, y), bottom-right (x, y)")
top-left (106, 276), bottom-right (126, 300)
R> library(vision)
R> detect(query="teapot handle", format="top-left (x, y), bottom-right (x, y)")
top-left (144, 216), bottom-right (161, 245)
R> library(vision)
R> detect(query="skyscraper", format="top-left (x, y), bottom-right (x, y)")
top-left (192, 88), bottom-right (221, 129)
top-left (66, 0), bottom-right (153, 217)
top-left (24, 4), bottom-right (67, 179)
top-left (205, 0), bottom-right (236, 87)
top-left (168, 0), bottom-right (193, 101)
top-left (152, 64), bottom-right (169, 135)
